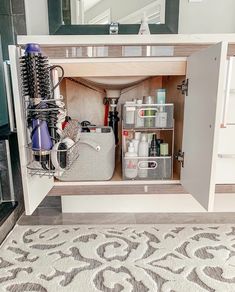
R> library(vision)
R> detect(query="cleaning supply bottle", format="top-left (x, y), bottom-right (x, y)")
top-left (139, 12), bottom-right (150, 35)
top-left (124, 142), bottom-right (138, 179)
top-left (138, 134), bottom-right (149, 178)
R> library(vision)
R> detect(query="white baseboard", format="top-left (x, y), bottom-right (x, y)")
top-left (61, 194), bottom-right (206, 213)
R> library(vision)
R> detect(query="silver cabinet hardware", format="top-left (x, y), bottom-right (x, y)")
top-left (109, 22), bottom-right (119, 35)
top-left (175, 150), bottom-right (184, 167)
top-left (177, 79), bottom-right (188, 96)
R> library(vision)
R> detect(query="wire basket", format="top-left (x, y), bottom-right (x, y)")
top-left (26, 140), bottom-right (79, 178)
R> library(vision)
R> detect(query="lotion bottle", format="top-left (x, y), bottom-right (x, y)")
top-left (132, 132), bottom-right (141, 154)
top-left (138, 134), bottom-right (149, 178)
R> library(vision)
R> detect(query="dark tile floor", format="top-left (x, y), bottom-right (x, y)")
top-left (0, 202), bottom-right (23, 244)
top-left (17, 196), bottom-right (235, 226)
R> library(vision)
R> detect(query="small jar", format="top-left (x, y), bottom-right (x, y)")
top-left (160, 143), bottom-right (169, 156)
top-left (143, 96), bottom-right (155, 128)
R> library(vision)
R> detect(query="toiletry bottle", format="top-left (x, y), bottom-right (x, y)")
top-left (156, 139), bottom-right (162, 156)
top-left (156, 89), bottom-right (166, 105)
top-left (124, 142), bottom-right (138, 179)
top-left (149, 134), bottom-right (158, 178)
top-left (143, 96), bottom-right (155, 128)
top-left (125, 100), bottom-right (136, 126)
top-left (155, 107), bottom-right (167, 128)
top-left (155, 89), bottom-right (167, 128)
top-left (135, 99), bottom-right (144, 127)
top-left (147, 133), bottom-right (153, 148)
top-left (132, 132), bottom-right (141, 154)
top-left (138, 12), bottom-right (150, 35)
top-left (138, 134), bottom-right (149, 178)
top-left (149, 134), bottom-right (158, 158)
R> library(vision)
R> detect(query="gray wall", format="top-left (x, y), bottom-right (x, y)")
top-left (25, 0), bottom-right (235, 34)
top-left (179, 0), bottom-right (235, 33)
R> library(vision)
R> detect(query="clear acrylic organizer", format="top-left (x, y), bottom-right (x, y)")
top-left (123, 103), bottom-right (174, 129)
top-left (122, 156), bottom-right (172, 180)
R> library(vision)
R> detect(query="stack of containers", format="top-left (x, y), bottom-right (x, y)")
top-left (122, 89), bottom-right (173, 180)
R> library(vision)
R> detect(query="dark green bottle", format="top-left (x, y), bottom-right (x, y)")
top-left (149, 134), bottom-right (158, 178)
top-left (156, 139), bottom-right (163, 157)
top-left (149, 134), bottom-right (158, 158)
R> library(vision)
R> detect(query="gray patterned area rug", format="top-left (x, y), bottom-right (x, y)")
top-left (1, 225), bottom-right (235, 292)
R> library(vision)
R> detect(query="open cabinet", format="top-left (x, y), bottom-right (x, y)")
top-left (9, 36), bottom-right (229, 215)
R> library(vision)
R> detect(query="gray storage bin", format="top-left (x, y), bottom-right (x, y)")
top-left (123, 104), bottom-right (174, 129)
top-left (58, 127), bottom-right (115, 181)
top-left (123, 156), bottom-right (172, 180)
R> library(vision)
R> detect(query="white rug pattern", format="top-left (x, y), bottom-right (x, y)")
top-left (1, 225), bottom-right (235, 291)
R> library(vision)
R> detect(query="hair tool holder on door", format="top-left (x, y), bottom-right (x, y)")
top-left (21, 43), bottom-right (80, 177)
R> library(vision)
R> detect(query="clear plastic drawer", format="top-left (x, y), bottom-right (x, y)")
top-left (123, 104), bottom-right (174, 129)
top-left (122, 156), bottom-right (172, 180)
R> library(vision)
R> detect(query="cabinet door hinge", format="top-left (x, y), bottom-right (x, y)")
top-left (175, 150), bottom-right (184, 168)
top-left (177, 79), bottom-right (188, 96)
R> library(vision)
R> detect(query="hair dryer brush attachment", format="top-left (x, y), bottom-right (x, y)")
top-left (20, 43), bottom-right (53, 169)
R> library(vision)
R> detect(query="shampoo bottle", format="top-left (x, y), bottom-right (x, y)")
top-left (124, 142), bottom-right (138, 179)
top-left (138, 134), bottom-right (149, 178)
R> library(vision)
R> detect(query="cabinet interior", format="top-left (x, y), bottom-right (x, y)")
top-left (58, 74), bottom-right (185, 182)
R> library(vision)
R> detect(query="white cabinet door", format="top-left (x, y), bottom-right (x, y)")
top-left (9, 45), bottom-right (53, 215)
top-left (181, 42), bottom-right (227, 211)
